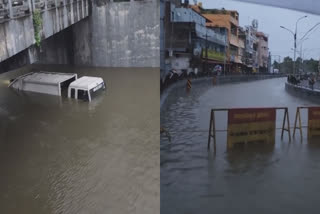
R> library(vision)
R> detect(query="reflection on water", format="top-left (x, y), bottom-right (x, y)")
top-left (161, 78), bottom-right (320, 214)
top-left (0, 65), bottom-right (159, 214)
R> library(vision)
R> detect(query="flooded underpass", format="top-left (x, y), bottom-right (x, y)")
top-left (0, 65), bottom-right (159, 214)
top-left (161, 77), bottom-right (320, 214)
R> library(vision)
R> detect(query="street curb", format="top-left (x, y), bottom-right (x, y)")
top-left (285, 82), bottom-right (320, 97)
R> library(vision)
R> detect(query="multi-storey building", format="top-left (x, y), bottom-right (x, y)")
top-left (256, 31), bottom-right (269, 73)
top-left (191, 4), bottom-right (243, 73)
top-left (244, 24), bottom-right (258, 73)
top-left (238, 27), bottom-right (246, 73)
top-left (160, 1), bottom-right (227, 86)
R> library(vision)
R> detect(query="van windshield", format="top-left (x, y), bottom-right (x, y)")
top-left (90, 83), bottom-right (105, 100)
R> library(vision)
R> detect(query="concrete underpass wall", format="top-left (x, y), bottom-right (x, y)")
top-left (0, 16), bottom-right (34, 63)
top-left (0, 0), bottom-right (89, 64)
top-left (0, 26), bottom-right (74, 72)
top-left (73, 0), bottom-right (160, 67)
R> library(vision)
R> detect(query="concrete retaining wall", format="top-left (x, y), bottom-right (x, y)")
top-left (285, 82), bottom-right (320, 97)
top-left (0, 0), bottom-right (89, 64)
top-left (73, 0), bottom-right (160, 67)
top-left (0, 26), bottom-right (74, 72)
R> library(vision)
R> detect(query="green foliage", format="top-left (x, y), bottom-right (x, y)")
top-left (280, 56), bottom-right (293, 73)
top-left (33, 10), bottom-right (42, 47)
top-left (273, 60), bottom-right (279, 69)
top-left (303, 58), bottom-right (319, 73)
top-left (278, 56), bottom-right (319, 73)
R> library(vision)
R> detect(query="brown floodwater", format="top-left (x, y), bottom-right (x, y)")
top-left (161, 77), bottom-right (320, 214)
top-left (0, 64), bottom-right (159, 214)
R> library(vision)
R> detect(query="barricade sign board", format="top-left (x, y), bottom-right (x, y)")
top-left (227, 108), bottom-right (276, 149)
top-left (208, 107), bottom-right (290, 153)
top-left (308, 107), bottom-right (320, 139)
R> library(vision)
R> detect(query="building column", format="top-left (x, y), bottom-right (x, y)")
top-left (63, 0), bottom-right (67, 28)
top-left (81, 0), bottom-right (84, 19)
top-left (76, 0), bottom-right (79, 22)
top-left (27, 0), bottom-right (33, 14)
top-left (55, 0), bottom-right (59, 31)
top-left (8, 0), bottom-right (13, 18)
top-left (70, 0), bottom-right (74, 24)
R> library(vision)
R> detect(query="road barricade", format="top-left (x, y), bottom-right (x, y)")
top-left (293, 106), bottom-right (320, 141)
top-left (208, 107), bottom-right (291, 153)
top-left (186, 79), bottom-right (192, 92)
top-left (212, 76), bottom-right (217, 85)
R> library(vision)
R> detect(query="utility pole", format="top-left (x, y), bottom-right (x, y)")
top-left (205, 32), bottom-right (208, 75)
top-left (280, 15), bottom-right (307, 75)
top-left (224, 30), bottom-right (227, 76)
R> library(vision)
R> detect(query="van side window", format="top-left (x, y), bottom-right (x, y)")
top-left (78, 90), bottom-right (89, 101)
top-left (71, 88), bottom-right (75, 98)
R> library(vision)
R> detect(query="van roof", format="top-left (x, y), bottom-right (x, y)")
top-left (69, 76), bottom-right (104, 91)
top-left (10, 72), bottom-right (77, 86)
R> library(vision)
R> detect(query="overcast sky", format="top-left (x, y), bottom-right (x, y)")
top-left (200, 0), bottom-right (320, 62)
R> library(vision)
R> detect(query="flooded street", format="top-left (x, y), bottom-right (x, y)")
top-left (161, 78), bottom-right (320, 214)
top-left (0, 65), bottom-right (159, 214)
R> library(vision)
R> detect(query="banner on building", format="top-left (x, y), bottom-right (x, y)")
top-left (308, 107), bottom-right (320, 139)
top-left (227, 108), bottom-right (276, 148)
top-left (202, 49), bottom-right (224, 61)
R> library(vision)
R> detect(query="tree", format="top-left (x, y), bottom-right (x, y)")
top-left (303, 58), bottom-right (319, 73)
top-left (273, 60), bottom-right (279, 69)
top-left (280, 56), bottom-right (293, 74)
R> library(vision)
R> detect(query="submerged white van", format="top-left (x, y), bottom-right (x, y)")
top-left (9, 72), bottom-right (106, 102)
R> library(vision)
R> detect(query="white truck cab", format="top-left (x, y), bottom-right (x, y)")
top-left (68, 76), bottom-right (105, 102)
top-left (9, 72), bottom-right (106, 102)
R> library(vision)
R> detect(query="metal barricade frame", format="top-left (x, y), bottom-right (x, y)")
top-left (293, 106), bottom-right (320, 141)
top-left (208, 107), bottom-right (291, 153)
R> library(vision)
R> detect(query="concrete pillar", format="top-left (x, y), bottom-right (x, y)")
top-left (27, 0), bottom-right (33, 13)
top-left (54, 0), bottom-right (59, 32)
top-left (70, 0), bottom-right (74, 24)
top-left (8, 0), bottom-right (13, 18)
top-left (63, 0), bottom-right (67, 28)
top-left (32, 0), bottom-right (35, 11)
top-left (76, 0), bottom-right (79, 22)
top-left (85, 0), bottom-right (88, 16)
top-left (81, 0), bottom-right (84, 19)
top-left (44, 0), bottom-right (47, 10)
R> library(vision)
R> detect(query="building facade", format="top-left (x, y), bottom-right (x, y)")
top-left (161, 1), bottom-right (227, 85)
top-left (256, 31), bottom-right (269, 73)
top-left (191, 5), bottom-right (243, 73)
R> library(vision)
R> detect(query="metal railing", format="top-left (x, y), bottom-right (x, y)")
top-left (0, 0), bottom-right (83, 22)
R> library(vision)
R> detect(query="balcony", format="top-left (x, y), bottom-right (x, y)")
top-left (238, 39), bottom-right (245, 49)
top-left (230, 54), bottom-right (242, 64)
top-left (230, 34), bottom-right (239, 47)
top-left (230, 15), bottom-right (238, 25)
top-left (195, 24), bottom-right (226, 46)
top-left (171, 7), bottom-right (206, 26)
